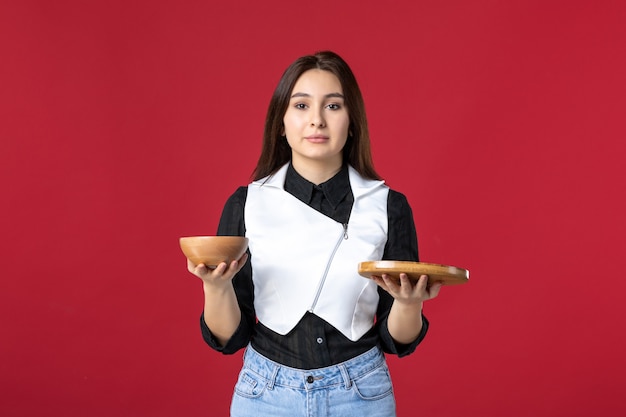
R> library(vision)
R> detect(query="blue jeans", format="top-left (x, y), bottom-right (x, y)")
top-left (230, 345), bottom-right (396, 417)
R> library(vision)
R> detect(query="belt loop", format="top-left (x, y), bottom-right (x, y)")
top-left (339, 364), bottom-right (351, 390)
top-left (267, 363), bottom-right (279, 390)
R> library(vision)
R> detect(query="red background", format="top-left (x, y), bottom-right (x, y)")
top-left (2, 1), bottom-right (625, 416)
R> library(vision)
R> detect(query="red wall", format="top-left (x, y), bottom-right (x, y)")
top-left (2, 1), bottom-right (625, 416)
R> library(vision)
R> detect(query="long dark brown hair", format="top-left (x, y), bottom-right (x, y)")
top-left (252, 51), bottom-right (381, 181)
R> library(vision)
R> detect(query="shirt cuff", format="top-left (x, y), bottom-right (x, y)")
top-left (200, 312), bottom-right (252, 354)
top-left (378, 314), bottom-right (429, 357)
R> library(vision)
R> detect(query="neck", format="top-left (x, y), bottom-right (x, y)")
top-left (291, 158), bottom-right (342, 185)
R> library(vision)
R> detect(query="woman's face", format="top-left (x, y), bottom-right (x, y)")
top-left (283, 69), bottom-right (350, 175)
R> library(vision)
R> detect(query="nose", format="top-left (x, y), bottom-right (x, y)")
top-left (310, 109), bottom-right (326, 128)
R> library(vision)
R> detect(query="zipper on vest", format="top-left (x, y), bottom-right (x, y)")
top-left (309, 223), bottom-right (348, 313)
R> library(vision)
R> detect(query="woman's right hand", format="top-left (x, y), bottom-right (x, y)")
top-left (190, 253), bottom-right (248, 346)
top-left (187, 252), bottom-right (248, 289)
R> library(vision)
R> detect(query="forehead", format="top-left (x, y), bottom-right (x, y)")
top-left (291, 69), bottom-right (343, 95)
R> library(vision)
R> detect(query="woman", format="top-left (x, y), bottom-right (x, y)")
top-left (188, 51), bottom-right (442, 417)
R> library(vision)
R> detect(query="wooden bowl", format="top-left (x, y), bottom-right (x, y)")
top-left (179, 236), bottom-right (248, 267)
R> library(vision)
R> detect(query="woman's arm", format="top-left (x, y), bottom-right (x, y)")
top-left (376, 190), bottom-right (441, 346)
top-left (192, 186), bottom-right (255, 350)
top-left (190, 256), bottom-right (247, 346)
top-left (374, 274), bottom-right (441, 344)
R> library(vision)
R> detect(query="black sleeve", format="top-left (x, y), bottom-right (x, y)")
top-left (376, 189), bottom-right (429, 357)
top-left (200, 186), bottom-right (256, 354)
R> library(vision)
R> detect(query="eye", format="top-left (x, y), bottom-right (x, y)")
top-left (294, 103), bottom-right (307, 109)
top-left (326, 103), bottom-right (342, 110)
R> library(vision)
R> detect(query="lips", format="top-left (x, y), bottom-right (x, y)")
top-left (305, 134), bottom-right (330, 143)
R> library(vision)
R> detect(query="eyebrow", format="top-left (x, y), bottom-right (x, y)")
top-left (290, 92), bottom-right (345, 99)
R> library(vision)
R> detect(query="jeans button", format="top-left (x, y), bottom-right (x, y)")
top-left (307, 375), bottom-right (314, 383)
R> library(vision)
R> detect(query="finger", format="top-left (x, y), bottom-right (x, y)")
top-left (398, 273), bottom-right (412, 293)
top-left (187, 258), bottom-right (196, 273)
top-left (429, 282), bottom-right (443, 299)
top-left (236, 253), bottom-right (249, 270)
top-left (214, 262), bottom-right (228, 274)
top-left (193, 263), bottom-right (210, 276)
top-left (229, 257), bottom-right (239, 267)
top-left (222, 253), bottom-right (248, 275)
top-left (372, 275), bottom-right (389, 292)
top-left (227, 258), bottom-right (240, 273)
top-left (415, 275), bottom-right (429, 292)
top-left (382, 274), bottom-right (400, 290)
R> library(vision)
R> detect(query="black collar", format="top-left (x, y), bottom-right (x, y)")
top-left (284, 163), bottom-right (350, 209)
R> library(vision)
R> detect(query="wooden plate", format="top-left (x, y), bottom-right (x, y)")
top-left (358, 261), bottom-right (469, 286)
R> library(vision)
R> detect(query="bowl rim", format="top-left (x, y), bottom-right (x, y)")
top-left (179, 236), bottom-right (248, 241)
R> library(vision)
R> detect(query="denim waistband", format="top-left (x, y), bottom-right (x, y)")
top-left (242, 344), bottom-right (386, 390)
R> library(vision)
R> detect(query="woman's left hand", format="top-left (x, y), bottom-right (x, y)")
top-left (372, 273), bottom-right (442, 305)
